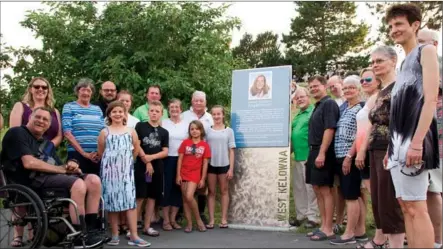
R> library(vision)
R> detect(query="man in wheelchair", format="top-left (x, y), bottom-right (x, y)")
top-left (1, 107), bottom-right (105, 248)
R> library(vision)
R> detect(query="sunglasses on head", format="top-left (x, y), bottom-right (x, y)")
top-left (32, 85), bottom-right (48, 90)
top-left (360, 77), bottom-right (372, 84)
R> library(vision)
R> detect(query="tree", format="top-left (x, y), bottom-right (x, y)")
top-left (367, 2), bottom-right (442, 45)
top-left (2, 1), bottom-right (244, 118)
top-left (0, 34), bottom-right (12, 116)
top-left (232, 31), bottom-right (284, 68)
top-left (282, 2), bottom-right (372, 76)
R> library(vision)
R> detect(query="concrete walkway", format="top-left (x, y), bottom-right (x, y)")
top-left (104, 226), bottom-right (355, 248)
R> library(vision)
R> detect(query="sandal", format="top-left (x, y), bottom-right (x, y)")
top-left (128, 238), bottom-right (151, 247)
top-left (306, 228), bottom-right (320, 237)
top-left (107, 236), bottom-right (120, 246)
top-left (11, 236), bottom-right (24, 247)
top-left (197, 225), bottom-right (207, 232)
top-left (205, 224), bottom-right (215, 229)
top-left (310, 231), bottom-right (336, 241)
top-left (143, 227), bottom-right (160, 237)
top-left (162, 223), bottom-right (173, 231)
top-left (184, 227), bottom-right (193, 233)
top-left (170, 222), bottom-right (182, 229)
top-left (219, 223), bottom-right (229, 229)
top-left (356, 239), bottom-right (388, 249)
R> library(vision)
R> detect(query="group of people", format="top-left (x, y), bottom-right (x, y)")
top-left (1, 77), bottom-right (236, 247)
top-left (290, 4), bottom-right (442, 249)
top-left (0, 3), bottom-right (441, 249)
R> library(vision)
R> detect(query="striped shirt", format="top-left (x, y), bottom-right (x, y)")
top-left (62, 101), bottom-right (105, 152)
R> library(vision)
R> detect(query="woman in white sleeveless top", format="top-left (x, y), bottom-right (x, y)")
top-left (161, 99), bottom-right (189, 230)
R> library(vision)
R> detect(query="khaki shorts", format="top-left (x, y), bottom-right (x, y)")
top-left (428, 159), bottom-right (443, 193)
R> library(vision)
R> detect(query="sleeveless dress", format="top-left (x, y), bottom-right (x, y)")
top-left (100, 128), bottom-right (136, 212)
top-left (21, 102), bottom-right (59, 141)
top-left (388, 44), bottom-right (439, 170)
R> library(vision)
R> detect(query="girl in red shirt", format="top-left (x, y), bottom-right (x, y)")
top-left (176, 120), bottom-right (211, 233)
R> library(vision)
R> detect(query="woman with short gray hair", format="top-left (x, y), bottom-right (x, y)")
top-left (62, 78), bottom-right (105, 175)
top-left (330, 75), bottom-right (365, 245)
top-left (355, 45), bottom-right (405, 248)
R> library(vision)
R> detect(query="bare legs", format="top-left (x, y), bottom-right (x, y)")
top-left (207, 173), bottom-right (230, 226)
top-left (180, 182), bottom-right (205, 232)
top-left (398, 199), bottom-right (434, 248)
top-left (312, 185), bottom-right (334, 238)
top-left (427, 192), bottom-right (442, 245)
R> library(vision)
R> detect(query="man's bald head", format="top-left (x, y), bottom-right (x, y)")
top-left (418, 29), bottom-right (439, 48)
top-left (100, 81), bottom-right (117, 102)
top-left (327, 75), bottom-right (343, 98)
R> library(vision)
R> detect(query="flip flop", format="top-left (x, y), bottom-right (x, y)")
top-left (184, 227), bottom-right (193, 233)
top-left (205, 224), bottom-right (215, 229)
top-left (162, 223), bottom-right (173, 231)
top-left (306, 228), bottom-right (320, 237)
top-left (171, 222), bottom-right (182, 230)
top-left (143, 227), bottom-right (160, 237)
top-left (356, 239), bottom-right (389, 249)
top-left (219, 223), bottom-right (229, 229)
top-left (310, 231), bottom-right (336, 241)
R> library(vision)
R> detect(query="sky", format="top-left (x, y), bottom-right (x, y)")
top-left (1, 1), bottom-right (442, 86)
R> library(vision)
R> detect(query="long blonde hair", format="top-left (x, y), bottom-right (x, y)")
top-left (22, 77), bottom-right (55, 110)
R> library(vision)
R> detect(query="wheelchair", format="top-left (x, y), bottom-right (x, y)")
top-left (0, 166), bottom-right (108, 249)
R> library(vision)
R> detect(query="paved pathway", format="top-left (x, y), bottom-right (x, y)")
top-left (104, 226), bottom-right (355, 248)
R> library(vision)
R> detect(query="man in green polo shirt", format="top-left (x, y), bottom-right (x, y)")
top-left (133, 85), bottom-right (169, 122)
top-left (290, 87), bottom-right (319, 228)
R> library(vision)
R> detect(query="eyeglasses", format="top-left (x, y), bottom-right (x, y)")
top-left (370, 59), bottom-right (386, 65)
top-left (400, 161), bottom-right (425, 177)
top-left (102, 89), bottom-right (116, 93)
top-left (360, 77), bottom-right (373, 84)
top-left (342, 86), bottom-right (357, 91)
top-left (32, 85), bottom-right (48, 90)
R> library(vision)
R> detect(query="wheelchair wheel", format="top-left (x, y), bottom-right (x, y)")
top-left (0, 184), bottom-right (48, 248)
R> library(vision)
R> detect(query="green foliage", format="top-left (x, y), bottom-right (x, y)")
top-left (282, 1), bottom-right (372, 76)
top-left (1, 2), bottom-right (244, 121)
top-left (232, 31), bottom-right (285, 68)
top-left (367, 2), bottom-right (442, 45)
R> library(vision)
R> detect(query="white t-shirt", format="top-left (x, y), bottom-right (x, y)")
top-left (162, 118), bottom-right (189, 156)
top-left (182, 108), bottom-right (214, 134)
top-left (104, 114), bottom-right (140, 129)
top-left (126, 114), bottom-right (140, 128)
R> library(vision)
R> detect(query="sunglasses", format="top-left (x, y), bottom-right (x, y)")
top-left (400, 160), bottom-right (425, 177)
top-left (360, 77), bottom-right (372, 84)
top-left (32, 85), bottom-right (48, 90)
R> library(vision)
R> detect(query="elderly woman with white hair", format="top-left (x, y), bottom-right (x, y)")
top-left (182, 90), bottom-right (214, 224)
top-left (330, 75), bottom-right (367, 245)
